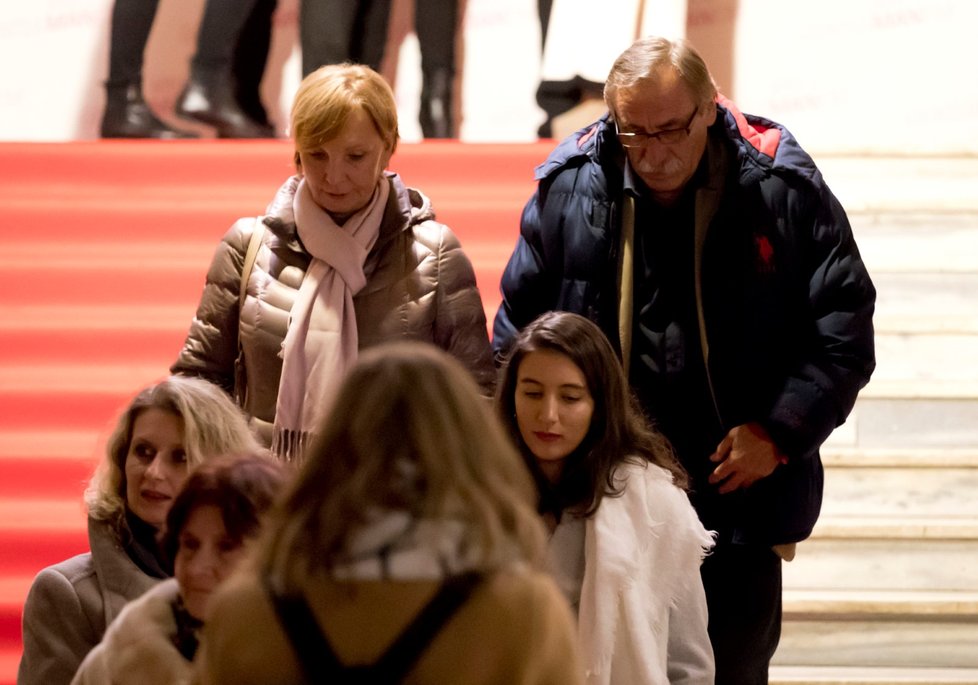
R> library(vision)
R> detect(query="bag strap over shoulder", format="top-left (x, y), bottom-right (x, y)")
top-left (239, 217), bottom-right (265, 310)
top-left (233, 217), bottom-right (265, 409)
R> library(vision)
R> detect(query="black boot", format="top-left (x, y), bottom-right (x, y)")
top-left (419, 68), bottom-right (455, 139)
top-left (175, 69), bottom-right (275, 139)
top-left (100, 84), bottom-right (198, 139)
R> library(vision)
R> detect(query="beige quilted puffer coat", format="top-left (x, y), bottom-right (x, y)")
top-left (171, 172), bottom-right (495, 443)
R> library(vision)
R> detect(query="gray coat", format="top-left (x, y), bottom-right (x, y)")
top-left (17, 518), bottom-right (161, 685)
top-left (172, 172), bottom-right (495, 443)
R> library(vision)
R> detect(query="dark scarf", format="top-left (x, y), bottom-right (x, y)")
top-left (122, 508), bottom-right (169, 579)
top-left (170, 594), bottom-right (204, 661)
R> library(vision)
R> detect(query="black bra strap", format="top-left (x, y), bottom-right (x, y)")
top-left (370, 571), bottom-right (483, 681)
top-left (262, 571), bottom-right (485, 684)
top-left (262, 573), bottom-right (347, 683)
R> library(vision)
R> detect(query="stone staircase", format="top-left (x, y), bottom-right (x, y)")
top-left (771, 157), bottom-right (978, 684)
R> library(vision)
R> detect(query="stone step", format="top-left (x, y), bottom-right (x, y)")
top-left (822, 448), bottom-right (978, 469)
top-left (770, 665), bottom-right (978, 685)
top-left (812, 517), bottom-right (978, 541)
top-left (784, 533), bottom-right (977, 593)
top-left (815, 156), bottom-right (978, 215)
top-left (827, 383), bottom-right (978, 450)
top-left (849, 212), bottom-right (978, 274)
top-left (874, 332), bottom-right (978, 383)
top-left (873, 273), bottom-right (978, 334)
top-left (783, 588), bottom-right (978, 616)
top-left (777, 591), bottom-right (978, 670)
top-left (821, 461), bottom-right (978, 519)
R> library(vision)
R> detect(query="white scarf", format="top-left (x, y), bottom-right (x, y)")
top-left (271, 176), bottom-right (389, 460)
top-left (330, 508), bottom-right (484, 581)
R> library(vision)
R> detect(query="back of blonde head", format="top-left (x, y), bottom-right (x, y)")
top-left (260, 342), bottom-right (546, 584)
top-left (85, 375), bottom-right (262, 527)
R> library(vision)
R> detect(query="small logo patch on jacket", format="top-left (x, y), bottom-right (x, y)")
top-left (754, 234), bottom-right (775, 273)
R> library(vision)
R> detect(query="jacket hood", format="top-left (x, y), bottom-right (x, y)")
top-left (715, 95), bottom-right (824, 188)
top-left (534, 117), bottom-right (609, 181)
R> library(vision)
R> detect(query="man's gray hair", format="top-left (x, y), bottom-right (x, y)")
top-left (604, 36), bottom-right (718, 119)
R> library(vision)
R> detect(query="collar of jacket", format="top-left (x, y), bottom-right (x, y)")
top-left (533, 113), bottom-right (617, 181)
top-left (88, 517), bottom-right (162, 627)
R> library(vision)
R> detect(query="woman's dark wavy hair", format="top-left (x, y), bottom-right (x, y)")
top-left (160, 452), bottom-right (287, 571)
top-left (496, 311), bottom-right (688, 517)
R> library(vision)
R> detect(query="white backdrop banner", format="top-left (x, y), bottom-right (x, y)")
top-left (0, 0), bottom-right (974, 154)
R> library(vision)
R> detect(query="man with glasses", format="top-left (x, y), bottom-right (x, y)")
top-left (492, 36), bottom-right (876, 685)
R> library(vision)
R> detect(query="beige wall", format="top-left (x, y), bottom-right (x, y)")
top-left (1, 0), bottom-right (974, 154)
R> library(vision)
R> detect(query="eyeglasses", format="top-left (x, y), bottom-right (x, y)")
top-left (615, 106), bottom-right (699, 148)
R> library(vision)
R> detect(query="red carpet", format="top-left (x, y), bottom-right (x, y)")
top-left (0, 139), bottom-right (551, 683)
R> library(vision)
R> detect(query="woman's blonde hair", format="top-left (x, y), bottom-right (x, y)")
top-left (290, 62), bottom-right (399, 170)
top-left (84, 376), bottom-right (263, 528)
top-left (259, 342), bottom-right (546, 585)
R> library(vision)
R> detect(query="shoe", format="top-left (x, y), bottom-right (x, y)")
top-left (175, 70), bottom-right (275, 139)
top-left (100, 84), bottom-right (198, 139)
top-left (419, 68), bottom-right (455, 139)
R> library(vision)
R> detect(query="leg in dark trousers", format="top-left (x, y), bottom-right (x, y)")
top-left (101, 0), bottom-right (197, 138)
top-left (105, 0), bottom-right (160, 88)
top-left (176, 0), bottom-right (274, 137)
top-left (352, 0), bottom-right (392, 72)
top-left (537, 0), bottom-right (553, 49)
top-left (234, 0), bottom-right (277, 127)
top-left (300, 0), bottom-right (390, 75)
top-left (191, 0), bottom-right (262, 74)
top-left (301, 0), bottom-right (355, 75)
top-left (700, 541), bottom-right (783, 685)
top-left (415, 0), bottom-right (458, 138)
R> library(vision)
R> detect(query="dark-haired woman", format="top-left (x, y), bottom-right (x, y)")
top-left (496, 311), bottom-right (715, 685)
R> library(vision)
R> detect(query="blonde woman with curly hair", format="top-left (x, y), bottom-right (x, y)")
top-left (18, 376), bottom-right (262, 685)
top-left (196, 342), bottom-right (583, 684)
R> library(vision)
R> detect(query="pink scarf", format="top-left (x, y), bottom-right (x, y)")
top-left (271, 177), bottom-right (390, 460)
